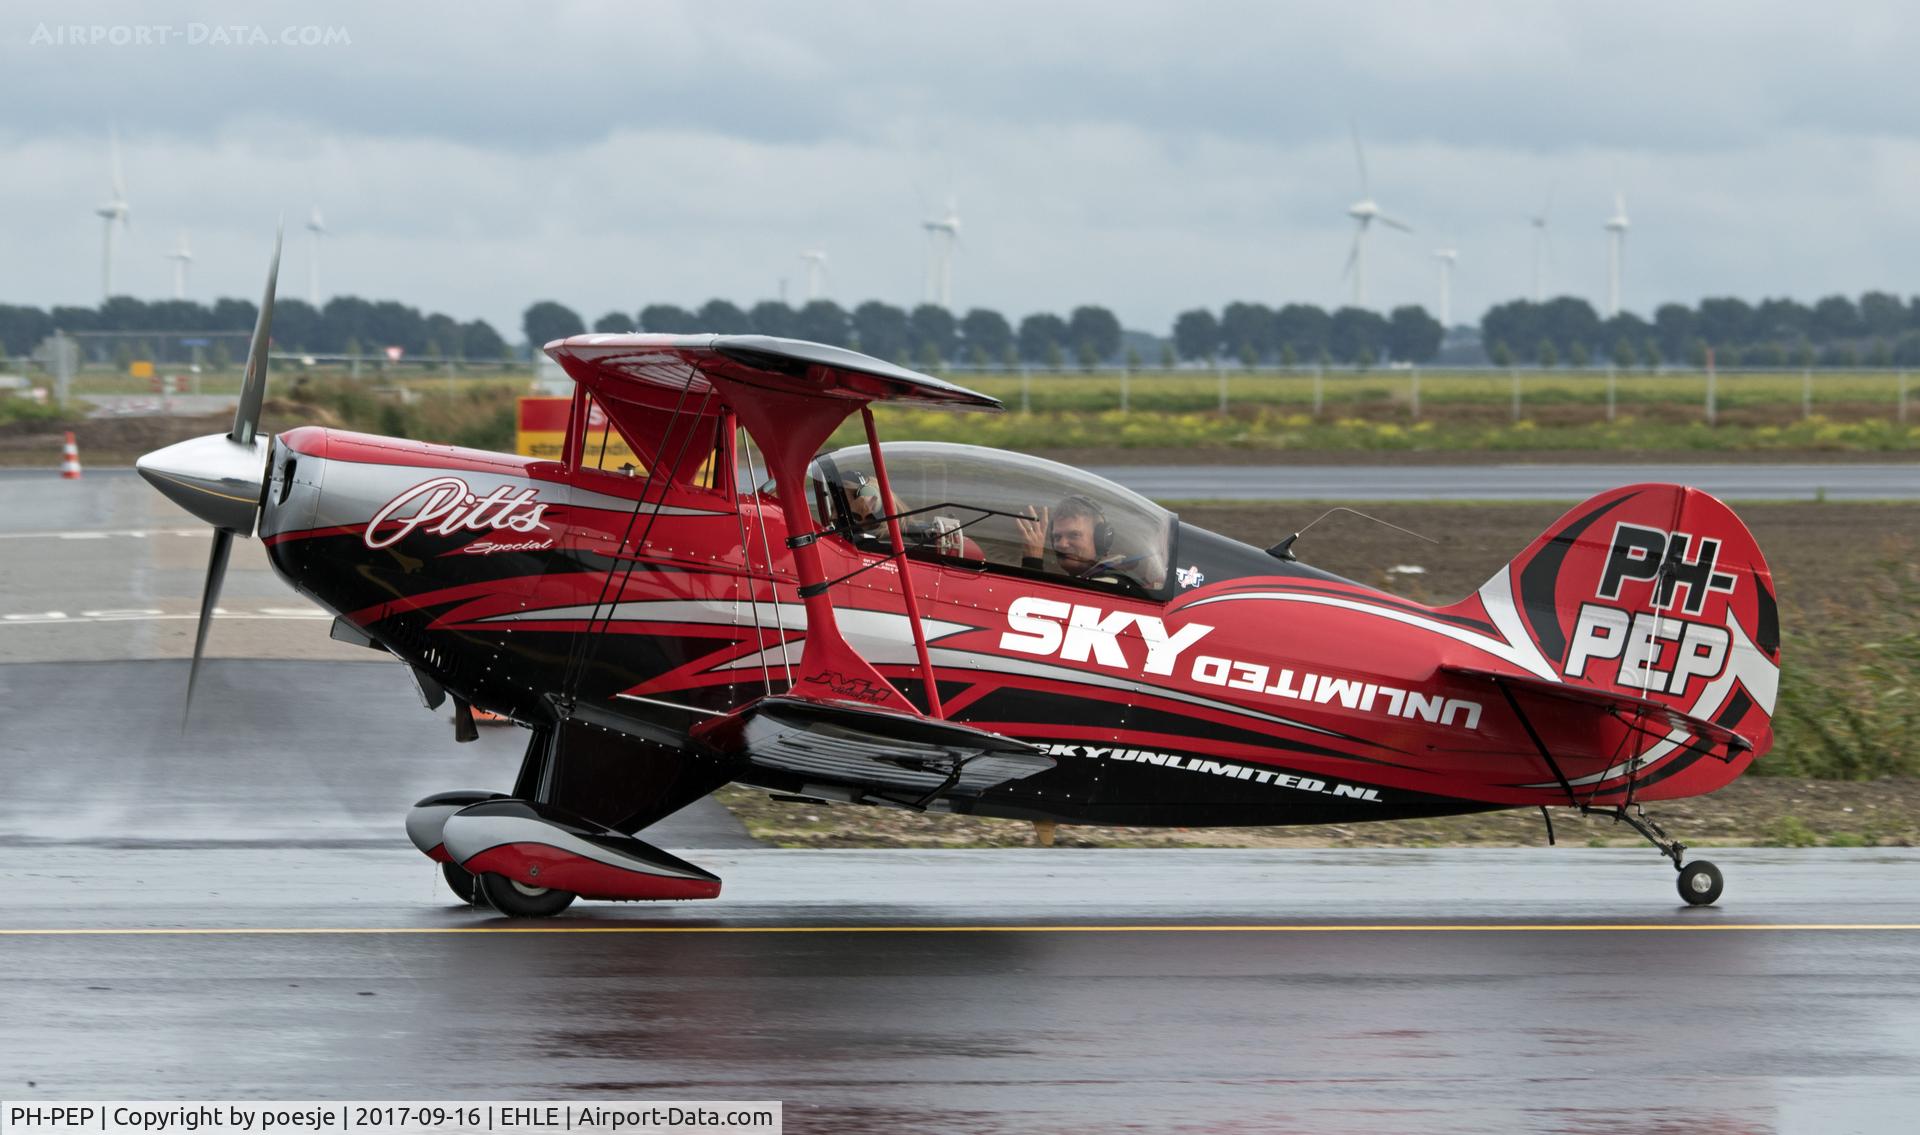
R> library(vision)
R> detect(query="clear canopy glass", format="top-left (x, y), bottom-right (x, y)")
top-left (808, 442), bottom-right (1174, 597)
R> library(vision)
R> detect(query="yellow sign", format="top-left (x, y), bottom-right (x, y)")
top-left (129, 360), bottom-right (155, 378)
top-left (516, 397), bottom-right (637, 468)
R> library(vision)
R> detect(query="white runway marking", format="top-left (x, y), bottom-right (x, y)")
top-left (0, 527), bottom-right (207, 540)
top-left (0, 607), bottom-right (327, 625)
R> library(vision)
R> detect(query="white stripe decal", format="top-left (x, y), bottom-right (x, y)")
top-left (1185, 586), bottom-right (1561, 681)
top-left (1475, 567), bottom-right (1561, 680)
top-left (492, 596), bottom-right (1352, 741)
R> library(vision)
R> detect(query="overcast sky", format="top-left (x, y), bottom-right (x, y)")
top-left (5, 1), bottom-right (1919, 340)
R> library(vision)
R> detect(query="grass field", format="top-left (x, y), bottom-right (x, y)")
top-left (16, 365), bottom-right (1919, 454)
top-left (54, 362), bottom-right (1920, 413)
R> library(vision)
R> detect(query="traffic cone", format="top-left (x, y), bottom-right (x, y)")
top-left (60, 432), bottom-right (82, 480)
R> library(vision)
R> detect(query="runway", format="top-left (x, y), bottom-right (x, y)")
top-left (4, 848), bottom-right (1920, 1133)
top-left (1089, 461), bottom-right (1920, 501)
top-left (8, 460), bottom-right (1920, 507)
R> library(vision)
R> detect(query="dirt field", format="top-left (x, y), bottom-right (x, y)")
top-left (715, 775), bottom-right (1920, 849)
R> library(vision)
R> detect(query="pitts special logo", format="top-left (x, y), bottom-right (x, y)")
top-left (997, 597), bottom-right (1482, 730)
top-left (365, 476), bottom-right (551, 550)
top-left (1564, 522), bottom-right (1740, 697)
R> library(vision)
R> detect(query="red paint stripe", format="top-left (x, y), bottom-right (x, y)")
top-left (462, 842), bottom-right (721, 901)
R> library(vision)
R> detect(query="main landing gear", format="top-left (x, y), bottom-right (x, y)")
top-left (437, 858), bottom-right (573, 917)
top-left (1610, 805), bottom-right (1724, 907)
top-left (474, 870), bottom-right (576, 918)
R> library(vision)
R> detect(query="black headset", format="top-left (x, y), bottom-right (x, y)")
top-left (1056, 494), bottom-right (1115, 556)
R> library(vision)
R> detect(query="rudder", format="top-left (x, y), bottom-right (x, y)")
top-left (1441, 483), bottom-right (1780, 760)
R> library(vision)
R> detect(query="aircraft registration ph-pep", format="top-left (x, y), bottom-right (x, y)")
top-left (138, 237), bottom-right (1780, 914)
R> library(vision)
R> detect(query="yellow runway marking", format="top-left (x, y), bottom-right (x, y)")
top-left (2, 923), bottom-right (1919, 936)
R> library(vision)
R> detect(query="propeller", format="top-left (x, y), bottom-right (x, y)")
top-left (1350, 121), bottom-right (1370, 201)
top-left (136, 227), bottom-right (282, 726)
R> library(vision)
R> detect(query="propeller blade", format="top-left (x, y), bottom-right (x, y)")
top-left (183, 528), bottom-right (233, 729)
top-left (110, 125), bottom-right (126, 200)
top-left (1350, 121), bottom-right (1370, 198)
top-left (1341, 227), bottom-right (1363, 279)
top-left (1378, 214), bottom-right (1414, 234)
top-left (230, 226), bottom-right (283, 446)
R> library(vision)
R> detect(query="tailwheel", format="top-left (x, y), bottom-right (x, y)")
top-left (1677, 860), bottom-right (1724, 906)
top-left (440, 861), bottom-right (477, 904)
top-left (1608, 805), bottom-right (1727, 907)
top-left (476, 871), bottom-right (576, 918)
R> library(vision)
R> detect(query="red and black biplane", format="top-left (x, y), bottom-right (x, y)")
top-left (139, 239), bottom-right (1780, 914)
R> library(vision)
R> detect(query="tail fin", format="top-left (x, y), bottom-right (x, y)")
top-left (1440, 483), bottom-right (1780, 759)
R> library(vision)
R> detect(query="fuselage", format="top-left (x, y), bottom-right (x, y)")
top-left (261, 426), bottom-right (1756, 829)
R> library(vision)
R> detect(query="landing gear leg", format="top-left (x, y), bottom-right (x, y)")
top-left (1607, 805), bottom-right (1723, 906)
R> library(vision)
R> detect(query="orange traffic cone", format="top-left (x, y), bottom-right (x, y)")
top-left (60, 432), bottom-right (82, 480)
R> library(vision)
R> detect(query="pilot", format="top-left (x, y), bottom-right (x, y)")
top-left (842, 470), bottom-right (906, 541)
top-left (1019, 495), bottom-right (1123, 582)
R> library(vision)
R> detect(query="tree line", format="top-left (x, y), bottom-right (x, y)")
top-left (11, 287), bottom-right (1920, 372)
top-left (525, 299), bottom-right (1129, 370)
top-left (1483, 292), bottom-right (1920, 369)
top-left (0, 296), bottom-right (509, 363)
top-left (1171, 303), bottom-right (1443, 366)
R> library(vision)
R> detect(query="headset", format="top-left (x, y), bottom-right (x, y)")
top-left (1054, 494), bottom-right (1115, 557)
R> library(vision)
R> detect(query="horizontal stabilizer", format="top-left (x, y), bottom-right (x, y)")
top-left (1441, 665), bottom-right (1752, 755)
top-left (694, 695), bottom-right (1053, 800)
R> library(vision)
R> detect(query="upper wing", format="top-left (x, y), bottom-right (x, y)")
top-left (545, 333), bottom-right (1001, 727)
top-left (545, 333), bottom-right (1003, 412)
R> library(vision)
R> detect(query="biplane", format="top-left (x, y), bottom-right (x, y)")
top-left (138, 237), bottom-right (1780, 915)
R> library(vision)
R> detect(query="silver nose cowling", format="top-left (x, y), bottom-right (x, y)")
top-left (136, 433), bottom-right (270, 535)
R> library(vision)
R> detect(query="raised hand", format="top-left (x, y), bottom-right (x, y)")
top-left (1017, 505), bottom-right (1048, 560)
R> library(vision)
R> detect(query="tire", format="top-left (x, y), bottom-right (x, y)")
top-left (441, 860), bottom-right (477, 904)
top-left (476, 871), bottom-right (576, 918)
top-left (1677, 860), bottom-right (1724, 906)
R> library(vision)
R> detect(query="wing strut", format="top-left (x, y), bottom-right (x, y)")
top-left (861, 406), bottom-right (944, 717)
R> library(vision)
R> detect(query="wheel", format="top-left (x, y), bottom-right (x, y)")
top-left (440, 860), bottom-right (476, 904)
top-left (476, 871), bottom-right (576, 918)
top-left (1677, 860), bottom-right (1724, 906)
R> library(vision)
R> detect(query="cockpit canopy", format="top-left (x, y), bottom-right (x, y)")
top-left (808, 442), bottom-right (1175, 598)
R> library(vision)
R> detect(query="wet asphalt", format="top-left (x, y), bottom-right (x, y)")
top-left (3, 660), bottom-right (1918, 1133)
top-left (3, 473), bottom-right (1919, 1132)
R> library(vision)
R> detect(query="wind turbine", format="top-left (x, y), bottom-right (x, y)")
top-left (1604, 191), bottom-right (1630, 318)
top-left (304, 206), bottom-right (327, 307)
top-left (922, 196), bottom-right (961, 309)
top-left (1432, 246), bottom-right (1458, 327)
top-left (166, 231), bottom-right (193, 300)
top-left (1341, 125), bottom-right (1411, 309)
top-left (1529, 186), bottom-right (1555, 302)
top-left (94, 129), bottom-right (131, 300)
top-left (799, 249), bottom-right (829, 301)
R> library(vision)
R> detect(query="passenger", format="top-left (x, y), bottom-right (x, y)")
top-left (845, 471), bottom-right (885, 531)
top-left (841, 470), bottom-right (910, 544)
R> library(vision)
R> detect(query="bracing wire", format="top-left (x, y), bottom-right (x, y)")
top-left (739, 437), bottom-right (796, 690)
top-left (556, 375), bottom-right (706, 708)
top-left (728, 425), bottom-right (775, 698)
